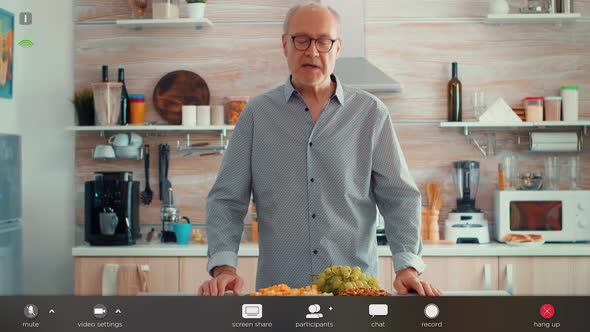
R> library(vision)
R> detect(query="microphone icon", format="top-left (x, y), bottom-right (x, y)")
top-left (24, 304), bottom-right (38, 319)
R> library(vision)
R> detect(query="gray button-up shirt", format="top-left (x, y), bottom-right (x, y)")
top-left (206, 75), bottom-right (425, 289)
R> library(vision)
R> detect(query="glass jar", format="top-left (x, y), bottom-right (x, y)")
top-left (128, 0), bottom-right (148, 18)
top-left (152, 0), bottom-right (180, 19)
top-left (523, 96), bottom-right (544, 122)
top-left (544, 96), bottom-right (561, 121)
top-left (224, 96), bottom-right (250, 125)
top-left (561, 85), bottom-right (579, 121)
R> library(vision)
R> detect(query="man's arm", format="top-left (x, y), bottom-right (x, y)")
top-left (370, 105), bottom-right (425, 275)
top-left (206, 105), bottom-right (254, 275)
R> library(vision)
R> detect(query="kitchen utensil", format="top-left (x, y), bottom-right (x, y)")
top-left (141, 144), bottom-right (153, 204)
top-left (114, 146), bottom-right (140, 159)
top-left (544, 156), bottom-right (560, 190)
top-left (93, 144), bottom-right (116, 159)
top-left (472, 91), bottom-right (486, 119)
top-left (426, 182), bottom-right (435, 209)
top-left (568, 156), bottom-right (581, 190)
top-left (99, 208), bottom-right (119, 235)
top-left (174, 216), bottom-right (192, 245)
top-left (164, 144), bottom-right (172, 201)
top-left (158, 144), bottom-right (172, 201)
top-left (502, 155), bottom-right (519, 190)
top-left (92, 82), bottom-right (123, 125)
top-left (153, 71), bottom-right (210, 124)
top-left (518, 172), bottom-right (543, 190)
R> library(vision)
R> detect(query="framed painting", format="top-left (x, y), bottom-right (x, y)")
top-left (0, 8), bottom-right (14, 99)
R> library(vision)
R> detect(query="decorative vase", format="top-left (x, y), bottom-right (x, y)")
top-left (187, 3), bottom-right (206, 19)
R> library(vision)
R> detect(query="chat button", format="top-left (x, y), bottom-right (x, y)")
top-left (369, 304), bottom-right (388, 318)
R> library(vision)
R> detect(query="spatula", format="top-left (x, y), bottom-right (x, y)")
top-left (140, 144), bottom-right (153, 204)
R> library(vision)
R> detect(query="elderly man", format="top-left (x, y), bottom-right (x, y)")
top-left (199, 2), bottom-right (440, 297)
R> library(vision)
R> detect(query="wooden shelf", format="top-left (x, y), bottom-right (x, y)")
top-left (484, 13), bottom-right (582, 25)
top-left (77, 18), bottom-right (213, 29)
top-left (68, 125), bottom-right (234, 132)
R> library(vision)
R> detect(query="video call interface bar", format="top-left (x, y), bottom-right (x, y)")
top-left (1, 296), bottom-right (589, 331)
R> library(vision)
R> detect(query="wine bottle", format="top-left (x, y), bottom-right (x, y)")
top-left (101, 65), bottom-right (108, 82)
top-left (118, 68), bottom-right (130, 125)
top-left (447, 62), bottom-right (462, 122)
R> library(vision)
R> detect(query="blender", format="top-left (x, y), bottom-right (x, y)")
top-left (444, 161), bottom-right (490, 243)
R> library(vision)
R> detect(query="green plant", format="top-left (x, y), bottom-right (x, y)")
top-left (72, 88), bottom-right (94, 112)
top-left (186, 0), bottom-right (207, 3)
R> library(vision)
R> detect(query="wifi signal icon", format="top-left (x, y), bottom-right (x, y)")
top-left (18, 39), bottom-right (34, 48)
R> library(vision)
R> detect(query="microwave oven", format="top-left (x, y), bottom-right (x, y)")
top-left (494, 190), bottom-right (590, 243)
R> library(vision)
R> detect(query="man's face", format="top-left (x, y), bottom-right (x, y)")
top-left (282, 6), bottom-right (341, 88)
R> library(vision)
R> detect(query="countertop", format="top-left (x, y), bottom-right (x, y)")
top-left (72, 242), bottom-right (590, 257)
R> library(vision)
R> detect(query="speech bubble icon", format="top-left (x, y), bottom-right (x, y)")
top-left (369, 304), bottom-right (388, 318)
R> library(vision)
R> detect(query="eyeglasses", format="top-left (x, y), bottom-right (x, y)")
top-left (287, 34), bottom-right (338, 53)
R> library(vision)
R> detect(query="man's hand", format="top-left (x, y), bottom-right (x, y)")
top-left (393, 267), bottom-right (442, 296)
top-left (198, 265), bottom-right (244, 296)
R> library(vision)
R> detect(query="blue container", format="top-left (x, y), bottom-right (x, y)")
top-left (174, 223), bottom-right (192, 245)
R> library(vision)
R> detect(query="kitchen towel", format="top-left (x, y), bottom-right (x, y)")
top-left (116, 264), bottom-right (149, 296)
top-left (479, 97), bottom-right (523, 123)
top-left (530, 132), bottom-right (579, 152)
top-left (101, 263), bottom-right (119, 296)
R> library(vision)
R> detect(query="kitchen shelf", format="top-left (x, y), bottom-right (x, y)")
top-left (68, 125), bottom-right (234, 132)
top-left (484, 13), bottom-right (582, 25)
top-left (77, 18), bottom-right (213, 30)
top-left (440, 121), bottom-right (589, 157)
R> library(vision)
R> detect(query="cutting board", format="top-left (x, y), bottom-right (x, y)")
top-left (153, 70), bottom-right (210, 124)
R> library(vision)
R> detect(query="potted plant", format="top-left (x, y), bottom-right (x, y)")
top-left (72, 89), bottom-right (95, 126)
top-left (186, 0), bottom-right (207, 19)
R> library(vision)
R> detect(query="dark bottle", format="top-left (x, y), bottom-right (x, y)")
top-left (118, 68), bottom-right (130, 125)
top-left (447, 62), bottom-right (462, 122)
top-left (101, 65), bottom-right (109, 82)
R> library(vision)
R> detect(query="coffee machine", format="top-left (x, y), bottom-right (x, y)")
top-left (85, 171), bottom-right (140, 245)
top-left (444, 161), bottom-right (490, 243)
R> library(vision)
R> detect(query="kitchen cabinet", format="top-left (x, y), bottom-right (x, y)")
top-left (74, 257), bottom-right (179, 295)
top-left (418, 257), bottom-right (499, 291)
top-left (499, 257), bottom-right (590, 295)
top-left (179, 257), bottom-right (258, 294)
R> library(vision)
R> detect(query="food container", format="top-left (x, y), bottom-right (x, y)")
top-left (561, 85), bottom-right (579, 121)
top-left (92, 82), bottom-right (123, 125)
top-left (152, 0), bottom-right (180, 19)
top-left (129, 94), bottom-right (146, 124)
top-left (523, 96), bottom-right (544, 122)
top-left (225, 96), bottom-right (249, 125)
top-left (128, 0), bottom-right (148, 18)
top-left (544, 96), bottom-right (561, 121)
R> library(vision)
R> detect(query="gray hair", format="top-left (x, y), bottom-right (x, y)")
top-left (283, 1), bottom-right (342, 36)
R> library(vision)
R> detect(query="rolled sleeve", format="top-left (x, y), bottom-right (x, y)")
top-left (206, 106), bottom-right (254, 274)
top-left (371, 103), bottom-right (425, 275)
top-left (207, 251), bottom-right (239, 275)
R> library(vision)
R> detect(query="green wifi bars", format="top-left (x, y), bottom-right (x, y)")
top-left (17, 39), bottom-right (34, 47)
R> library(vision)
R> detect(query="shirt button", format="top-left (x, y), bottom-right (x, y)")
top-left (313, 249), bottom-right (318, 255)
top-left (312, 214), bottom-right (316, 218)
top-left (310, 178), bottom-right (314, 183)
top-left (309, 142), bottom-right (312, 147)
top-left (305, 107), bottom-right (309, 112)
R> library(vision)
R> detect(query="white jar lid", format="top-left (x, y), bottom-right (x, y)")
top-left (544, 96), bottom-right (562, 100)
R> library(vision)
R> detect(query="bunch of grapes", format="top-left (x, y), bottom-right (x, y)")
top-left (311, 265), bottom-right (381, 295)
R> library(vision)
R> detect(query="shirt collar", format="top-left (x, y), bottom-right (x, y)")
top-left (283, 74), bottom-right (345, 106)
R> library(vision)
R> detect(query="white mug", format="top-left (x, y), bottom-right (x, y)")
top-left (211, 105), bottom-right (224, 125)
top-left (108, 133), bottom-right (130, 146)
top-left (182, 105), bottom-right (197, 127)
top-left (93, 144), bottom-right (116, 159)
top-left (197, 105), bottom-right (211, 126)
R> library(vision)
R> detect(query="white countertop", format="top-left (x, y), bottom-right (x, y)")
top-left (72, 242), bottom-right (590, 257)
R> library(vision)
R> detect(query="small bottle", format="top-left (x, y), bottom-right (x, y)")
top-left (101, 65), bottom-right (109, 82)
top-left (118, 68), bottom-right (130, 125)
top-left (447, 62), bottom-right (462, 122)
top-left (498, 163), bottom-right (505, 190)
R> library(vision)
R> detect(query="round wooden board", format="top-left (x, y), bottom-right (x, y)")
top-left (153, 70), bottom-right (210, 124)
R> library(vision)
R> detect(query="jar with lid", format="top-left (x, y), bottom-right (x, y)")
top-left (152, 0), bottom-right (180, 19)
top-left (224, 96), bottom-right (250, 125)
top-left (561, 85), bottom-right (579, 121)
top-left (544, 96), bottom-right (561, 121)
top-left (523, 96), bottom-right (544, 122)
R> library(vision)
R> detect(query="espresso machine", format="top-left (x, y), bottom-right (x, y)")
top-left (85, 171), bottom-right (140, 245)
top-left (444, 161), bottom-right (490, 243)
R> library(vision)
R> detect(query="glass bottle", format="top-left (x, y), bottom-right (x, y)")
top-left (447, 62), bottom-right (462, 122)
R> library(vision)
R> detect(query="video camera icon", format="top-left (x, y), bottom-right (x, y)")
top-left (93, 304), bottom-right (107, 319)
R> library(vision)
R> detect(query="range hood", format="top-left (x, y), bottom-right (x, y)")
top-left (324, 0), bottom-right (403, 92)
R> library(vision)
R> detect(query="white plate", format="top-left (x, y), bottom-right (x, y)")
top-left (504, 241), bottom-right (545, 247)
